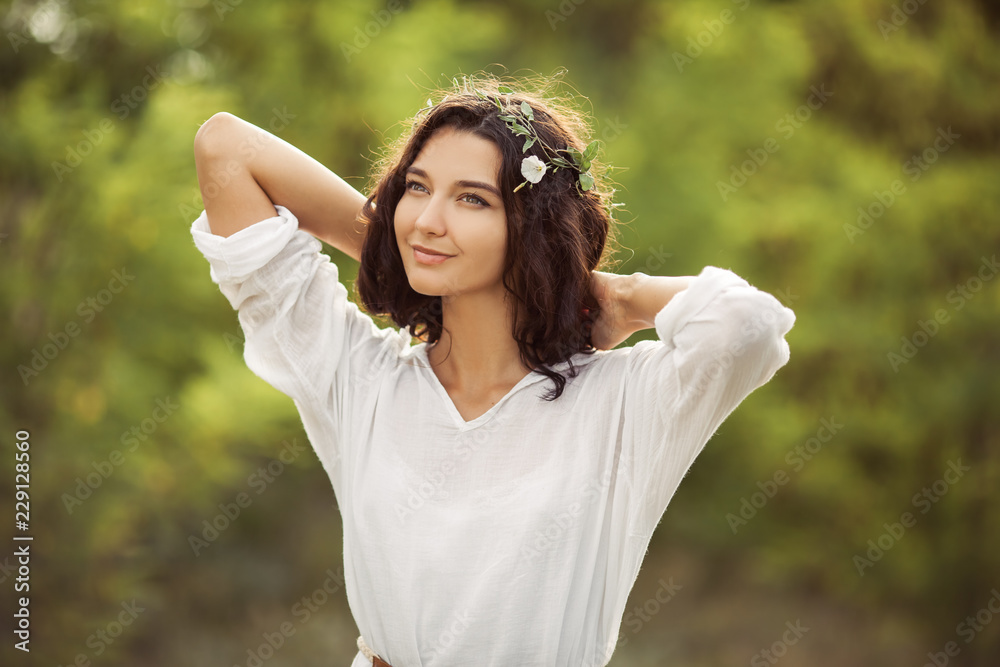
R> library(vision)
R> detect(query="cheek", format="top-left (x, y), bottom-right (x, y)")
top-left (471, 219), bottom-right (507, 269)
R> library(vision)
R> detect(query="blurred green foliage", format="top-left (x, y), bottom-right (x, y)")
top-left (2, 0), bottom-right (999, 665)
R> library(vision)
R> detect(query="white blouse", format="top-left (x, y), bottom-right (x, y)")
top-left (190, 204), bottom-right (795, 667)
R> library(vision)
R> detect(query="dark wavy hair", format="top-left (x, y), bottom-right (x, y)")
top-left (355, 73), bottom-right (622, 401)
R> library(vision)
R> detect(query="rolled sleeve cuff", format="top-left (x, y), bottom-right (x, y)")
top-left (653, 266), bottom-right (750, 344)
top-left (189, 204), bottom-right (300, 284)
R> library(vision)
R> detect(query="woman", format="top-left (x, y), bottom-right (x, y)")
top-left (189, 74), bottom-right (795, 666)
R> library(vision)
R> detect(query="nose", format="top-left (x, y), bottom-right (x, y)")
top-left (413, 191), bottom-right (447, 237)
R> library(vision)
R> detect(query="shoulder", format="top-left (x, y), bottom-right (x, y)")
top-left (546, 347), bottom-right (632, 386)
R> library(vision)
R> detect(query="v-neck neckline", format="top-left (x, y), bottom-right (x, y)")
top-left (406, 341), bottom-right (605, 431)
top-left (414, 343), bottom-right (546, 430)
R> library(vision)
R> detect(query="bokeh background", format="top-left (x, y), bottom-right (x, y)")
top-left (2, 0), bottom-right (999, 665)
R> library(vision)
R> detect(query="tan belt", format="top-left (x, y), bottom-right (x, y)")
top-left (357, 635), bottom-right (393, 667)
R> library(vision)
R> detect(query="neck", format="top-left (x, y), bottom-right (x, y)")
top-left (426, 286), bottom-right (534, 391)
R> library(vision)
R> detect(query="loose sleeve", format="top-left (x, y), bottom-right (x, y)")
top-left (189, 205), bottom-right (405, 474)
top-left (618, 265), bottom-right (795, 539)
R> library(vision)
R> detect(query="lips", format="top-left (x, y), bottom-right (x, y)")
top-left (412, 245), bottom-right (453, 257)
top-left (412, 246), bottom-right (453, 265)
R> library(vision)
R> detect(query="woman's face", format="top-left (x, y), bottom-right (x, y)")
top-left (394, 126), bottom-right (508, 299)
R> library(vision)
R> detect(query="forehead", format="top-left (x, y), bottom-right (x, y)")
top-left (411, 126), bottom-right (501, 184)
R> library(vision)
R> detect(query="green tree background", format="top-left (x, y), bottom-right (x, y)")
top-left (2, 0), bottom-right (998, 665)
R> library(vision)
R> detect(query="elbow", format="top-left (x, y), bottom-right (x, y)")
top-left (194, 112), bottom-right (241, 164)
top-left (728, 294), bottom-right (795, 375)
top-left (740, 295), bottom-right (794, 344)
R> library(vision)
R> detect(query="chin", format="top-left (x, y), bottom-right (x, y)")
top-left (406, 274), bottom-right (450, 298)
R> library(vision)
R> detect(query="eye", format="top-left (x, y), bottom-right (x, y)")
top-left (405, 179), bottom-right (428, 193)
top-left (459, 193), bottom-right (489, 207)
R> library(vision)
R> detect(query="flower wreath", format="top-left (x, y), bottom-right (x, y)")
top-left (418, 79), bottom-right (624, 216)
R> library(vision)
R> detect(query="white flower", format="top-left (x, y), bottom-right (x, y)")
top-left (521, 155), bottom-right (547, 184)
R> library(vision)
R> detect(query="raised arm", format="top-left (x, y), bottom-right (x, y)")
top-left (587, 271), bottom-right (695, 350)
top-left (193, 112), bottom-right (367, 261)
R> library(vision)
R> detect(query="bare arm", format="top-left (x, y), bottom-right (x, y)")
top-left (193, 112), bottom-right (367, 261)
top-left (588, 271), bottom-right (694, 350)
top-left (624, 273), bottom-right (695, 329)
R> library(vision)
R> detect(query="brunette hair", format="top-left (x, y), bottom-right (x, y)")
top-left (355, 73), bottom-right (623, 401)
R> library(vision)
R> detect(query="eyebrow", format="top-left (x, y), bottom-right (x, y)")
top-left (406, 167), bottom-right (502, 200)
